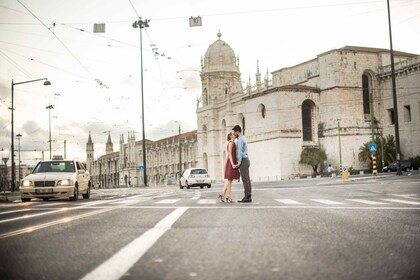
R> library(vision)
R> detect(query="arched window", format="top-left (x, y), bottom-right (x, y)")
top-left (362, 73), bottom-right (372, 119)
top-left (202, 88), bottom-right (208, 106)
top-left (257, 104), bottom-right (266, 119)
top-left (302, 100), bottom-right (316, 142)
top-left (222, 119), bottom-right (226, 133)
top-left (238, 114), bottom-right (245, 135)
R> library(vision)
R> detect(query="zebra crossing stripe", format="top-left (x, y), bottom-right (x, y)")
top-left (346, 199), bottom-right (388, 205)
top-left (275, 199), bottom-right (303, 205)
top-left (155, 199), bottom-right (180, 204)
top-left (311, 199), bottom-right (345, 205)
top-left (381, 199), bottom-right (420, 205)
top-left (197, 199), bottom-right (216, 204)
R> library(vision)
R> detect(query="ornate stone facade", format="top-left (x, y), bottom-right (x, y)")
top-left (197, 34), bottom-right (420, 181)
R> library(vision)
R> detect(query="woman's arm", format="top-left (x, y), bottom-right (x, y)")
top-left (228, 142), bottom-right (235, 167)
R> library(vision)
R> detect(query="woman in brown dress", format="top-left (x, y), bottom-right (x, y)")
top-left (218, 132), bottom-right (240, 203)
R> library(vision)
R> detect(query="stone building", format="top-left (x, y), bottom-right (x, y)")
top-left (86, 130), bottom-right (198, 187)
top-left (197, 32), bottom-right (420, 181)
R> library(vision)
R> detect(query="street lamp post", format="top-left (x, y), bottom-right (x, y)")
top-left (16, 133), bottom-right (22, 188)
top-left (132, 17), bottom-right (150, 186)
top-left (387, 0), bottom-right (402, 175)
top-left (337, 119), bottom-right (342, 175)
top-left (46, 104), bottom-right (54, 159)
top-left (10, 78), bottom-right (51, 191)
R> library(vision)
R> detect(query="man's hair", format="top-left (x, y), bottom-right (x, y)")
top-left (232, 125), bottom-right (242, 133)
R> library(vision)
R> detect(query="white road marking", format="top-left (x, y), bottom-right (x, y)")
top-left (81, 207), bottom-right (188, 280)
top-left (197, 199), bottom-right (216, 204)
top-left (346, 199), bottom-right (389, 205)
top-left (381, 199), bottom-right (420, 205)
top-left (275, 199), bottom-right (304, 205)
top-left (155, 199), bottom-right (180, 204)
top-left (0, 208), bottom-right (115, 239)
top-left (311, 199), bottom-right (345, 205)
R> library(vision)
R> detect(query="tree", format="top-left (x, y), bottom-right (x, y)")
top-left (358, 134), bottom-right (397, 171)
top-left (299, 147), bottom-right (327, 176)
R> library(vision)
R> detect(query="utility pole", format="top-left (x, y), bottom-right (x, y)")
top-left (337, 119), bottom-right (342, 176)
top-left (179, 125), bottom-right (182, 180)
top-left (132, 17), bottom-right (150, 186)
top-left (46, 104), bottom-right (54, 159)
top-left (387, 0), bottom-right (402, 175)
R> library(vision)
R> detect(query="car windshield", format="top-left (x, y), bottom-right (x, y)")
top-left (33, 161), bottom-right (75, 173)
top-left (191, 169), bottom-right (207, 175)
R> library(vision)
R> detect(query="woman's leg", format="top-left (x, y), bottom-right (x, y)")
top-left (226, 180), bottom-right (233, 202)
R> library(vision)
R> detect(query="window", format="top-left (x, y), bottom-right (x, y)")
top-left (387, 108), bottom-right (395, 125)
top-left (258, 104), bottom-right (266, 119)
top-left (302, 100), bottom-right (315, 141)
top-left (404, 105), bottom-right (411, 122)
top-left (362, 74), bottom-right (371, 116)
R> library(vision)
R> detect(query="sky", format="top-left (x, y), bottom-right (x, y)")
top-left (0, 0), bottom-right (419, 166)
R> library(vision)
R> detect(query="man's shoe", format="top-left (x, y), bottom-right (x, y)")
top-left (237, 197), bottom-right (252, 203)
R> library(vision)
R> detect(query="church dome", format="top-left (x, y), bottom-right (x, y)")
top-left (202, 31), bottom-right (239, 73)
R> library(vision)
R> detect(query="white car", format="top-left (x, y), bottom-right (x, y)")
top-left (20, 160), bottom-right (91, 202)
top-left (179, 168), bottom-right (211, 189)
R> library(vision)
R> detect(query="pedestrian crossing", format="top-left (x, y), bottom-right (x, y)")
top-left (116, 196), bottom-right (420, 207)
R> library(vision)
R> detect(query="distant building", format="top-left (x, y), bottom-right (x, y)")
top-left (86, 130), bottom-right (197, 187)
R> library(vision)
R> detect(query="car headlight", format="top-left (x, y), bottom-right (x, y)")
top-left (57, 179), bottom-right (74, 186)
top-left (21, 180), bottom-right (33, 187)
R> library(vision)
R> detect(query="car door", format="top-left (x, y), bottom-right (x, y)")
top-left (76, 161), bottom-right (88, 191)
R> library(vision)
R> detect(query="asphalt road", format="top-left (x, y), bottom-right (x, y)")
top-left (0, 173), bottom-right (419, 280)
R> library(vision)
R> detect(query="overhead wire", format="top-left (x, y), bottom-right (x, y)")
top-left (16, 0), bottom-right (108, 89)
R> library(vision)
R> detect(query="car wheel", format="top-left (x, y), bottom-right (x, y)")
top-left (83, 185), bottom-right (90, 199)
top-left (21, 198), bottom-right (31, 202)
top-left (207, 184), bottom-right (211, 188)
top-left (200, 186), bottom-right (204, 189)
top-left (42, 198), bottom-right (50, 201)
top-left (186, 181), bottom-right (190, 189)
top-left (405, 167), bottom-right (410, 172)
top-left (70, 185), bottom-right (79, 201)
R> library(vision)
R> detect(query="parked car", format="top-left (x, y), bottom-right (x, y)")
top-left (20, 159), bottom-right (91, 202)
top-left (382, 160), bottom-right (412, 172)
top-left (179, 168), bottom-right (211, 189)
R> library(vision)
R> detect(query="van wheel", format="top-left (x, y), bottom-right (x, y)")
top-left (186, 181), bottom-right (190, 189)
top-left (21, 198), bottom-right (31, 202)
top-left (43, 198), bottom-right (50, 201)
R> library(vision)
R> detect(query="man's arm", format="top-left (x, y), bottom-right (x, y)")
top-left (236, 137), bottom-right (243, 165)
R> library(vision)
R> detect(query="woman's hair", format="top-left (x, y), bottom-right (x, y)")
top-left (227, 132), bottom-right (233, 141)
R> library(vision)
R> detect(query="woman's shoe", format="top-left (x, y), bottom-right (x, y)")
top-left (226, 197), bottom-right (234, 203)
top-left (218, 194), bottom-right (225, 202)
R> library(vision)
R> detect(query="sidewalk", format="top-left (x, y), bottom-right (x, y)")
top-left (0, 191), bottom-right (21, 203)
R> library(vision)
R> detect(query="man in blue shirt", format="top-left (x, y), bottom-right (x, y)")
top-left (232, 125), bottom-right (252, 202)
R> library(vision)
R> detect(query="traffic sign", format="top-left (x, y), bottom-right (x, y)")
top-left (139, 166), bottom-right (144, 171)
top-left (369, 143), bottom-right (377, 153)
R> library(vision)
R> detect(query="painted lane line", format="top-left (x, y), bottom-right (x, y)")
top-left (0, 194), bottom-right (148, 224)
top-left (197, 199), bottom-right (216, 204)
top-left (275, 199), bottom-right (304, 205)
top-left (155, 199), bottom-right (180, 204)
top-left (0, 208), bottom-right (32, 215)
top-left (311, 199), bottom-right (345, 205)
top-left (0, 208), bottom-right (115, 239)
top-left (81, 207), bottom-right (188, 280)
top-left (346, 199), bottom-right (388, 205)
top-left (381, 199), bottom-right (420, 205)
